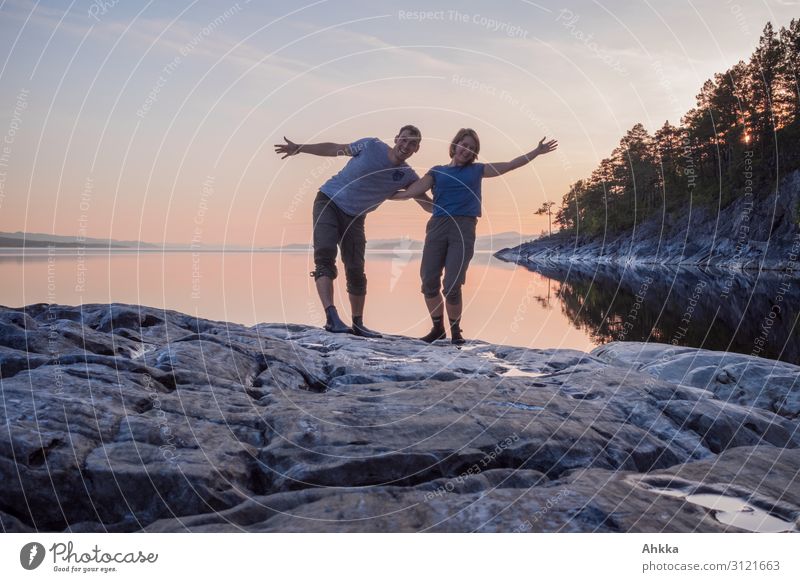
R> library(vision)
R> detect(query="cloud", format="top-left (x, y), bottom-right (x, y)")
top-left (2, 0), bottom-right (333, 85)
top-left (290, 20), bottom-right (457, 72)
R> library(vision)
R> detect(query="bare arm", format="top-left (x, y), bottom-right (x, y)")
top-left (274, 137), bottom-right (351, 159)
top-left (483, 137), bottom-right (558, 178)
top-left (390, 174), bottom-right (434, 200)
top-left (414, 194), bottom-right (434, 213)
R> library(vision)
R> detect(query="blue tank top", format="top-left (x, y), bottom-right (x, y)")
top-left (429, 163), bottom-right (484, 217)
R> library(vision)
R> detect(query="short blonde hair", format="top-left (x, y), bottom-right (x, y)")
top-left (449, 128), bottom-right (480, 163)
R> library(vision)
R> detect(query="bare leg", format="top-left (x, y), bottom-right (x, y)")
top-left (446, 297), bottom-right (465, 344)
top-left (420, 293), bottom-right (447, 343)
top-left (315, 276), bottom-right (350, 333)
top-left (445, 298), bottom-right (462, 323)
top-left (315, 276), bottom-right (334, 309)
top-left (349, 293), bottom-right (364, 319)
top-left (349, 293), bottom-right (382, 338)
top-left (425, 294), bottom-right (444, 319)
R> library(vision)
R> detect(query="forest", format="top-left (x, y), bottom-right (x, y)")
top-left (553, 20), bottom-right (800, 236)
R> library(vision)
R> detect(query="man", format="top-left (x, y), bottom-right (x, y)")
top-left (275, 125), bottom-right (428, 337)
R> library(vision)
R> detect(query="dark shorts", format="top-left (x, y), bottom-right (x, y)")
top-left (420, 215), bottom-right (478, 303)
top-left (311, 192), bottom-right (368, 296)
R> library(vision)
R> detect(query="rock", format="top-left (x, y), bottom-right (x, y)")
top-left (0, 509), bottom-right (35, 532)
top-left (145, 445), bottom-right (800, 533)
top-left (1, 303), bottom-right (798, 532)
top-left (593, 342), bottom-right (800, 419)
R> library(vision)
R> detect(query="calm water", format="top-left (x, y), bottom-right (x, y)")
top-left (528, 261), bottom-right (800, 365)
top-left (2, 251), bottom-right (798, 363)
top-left (0, 250), bottom-right (593, 352)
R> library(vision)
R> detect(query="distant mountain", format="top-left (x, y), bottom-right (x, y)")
top-left (261, 243), bottom-right (312, 251)
top-left (367, 237), bottom-right (422, 251)
top-left (274, 232), bottom-right (539, 253)
top-left (0, 231), bottom-right (538, 252)
top-left (368, 232), bottom-right (538, 252)
top-left (474, 231), bottom-right (538, 251)
top-left (0, 231), bottom-right (160, 249)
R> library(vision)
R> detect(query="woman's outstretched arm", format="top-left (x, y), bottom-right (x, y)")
top-left (389, 174), bottom-right (434, 200)
top-left (483, 137), bottom-right (558, 178)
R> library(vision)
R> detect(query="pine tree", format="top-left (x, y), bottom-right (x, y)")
top-left (553, 20), bottom-right (800, 238)
top-left (748, 22), bottom-right (785, 164)
top-left (781, 19), bottom-right (800, 120)
top-left (654, 121), bottom-right (681, 205)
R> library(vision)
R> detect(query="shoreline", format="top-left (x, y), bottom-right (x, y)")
top-left (496, 169), bottom-right (800, 272)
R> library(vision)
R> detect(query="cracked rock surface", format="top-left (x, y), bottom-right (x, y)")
top-left (1, 303), bottom-right (798, 532)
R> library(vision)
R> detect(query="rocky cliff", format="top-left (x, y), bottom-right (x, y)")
top-left (497, 170), bottom-right (800, 271)
top-left (1, 303), bottom-right (798, 532)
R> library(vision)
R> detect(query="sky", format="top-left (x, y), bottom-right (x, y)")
top-left (0, 0), bottom-right (798, 247)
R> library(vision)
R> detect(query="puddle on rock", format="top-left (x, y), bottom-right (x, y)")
top-left (368, 355), bottom-right (424, 363)
top-left (500, 366), bottom-right (545, 378)
top-left (458, 344), bottom-right (482, 351)
top-left (629, 477), bottom-right (798, 533)
top-left (634, 483), bottom-right (688, 499)
top-left (473, 351), bottom-right (544, 378)
top-left (686, 494), bottom-right (795, 533)
top-left (685, 493), bottom-right (748, 512)
top-left (715, 506), bottom-right (795, 533)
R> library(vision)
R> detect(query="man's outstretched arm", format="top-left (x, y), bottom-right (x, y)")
top-left (274, 137), bottom-right (351, 159)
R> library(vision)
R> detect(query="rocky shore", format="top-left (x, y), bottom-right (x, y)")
top-left (496, 170), bottom-right (800, 271)
top-left (1, 303), bottom-right (798, 532)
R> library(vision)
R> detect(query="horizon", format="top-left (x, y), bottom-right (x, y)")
top-left (0, 227), bottom-right (539, 248)
top-left (1, 1), bottom-right (797, 246)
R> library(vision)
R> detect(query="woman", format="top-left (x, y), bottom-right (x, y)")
top-left (398, 129), bottom-right (558, 344)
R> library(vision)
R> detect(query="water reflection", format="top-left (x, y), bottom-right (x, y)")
top-left (4, 250), bottom-right (798, 364)
top-left (629, 475), bottom-right (797, 533)
top-left (0, 251), bottom-right (595, 352)
top-left (519, 261), bottom-right (800, 365)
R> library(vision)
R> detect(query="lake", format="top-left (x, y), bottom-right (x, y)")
top-left (2, 250), bottom-right (797, 364)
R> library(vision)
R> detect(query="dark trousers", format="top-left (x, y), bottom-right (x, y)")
top-left (311, 192), bottom-right (367, 296)
top-left (420, 215), bottom-right (477, 304)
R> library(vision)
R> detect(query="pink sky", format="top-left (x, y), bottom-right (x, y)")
top-left (1, 0), bottom-right (796, 247)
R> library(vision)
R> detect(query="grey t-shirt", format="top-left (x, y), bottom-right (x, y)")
top-left (319, 137), bottom-right (419, 216)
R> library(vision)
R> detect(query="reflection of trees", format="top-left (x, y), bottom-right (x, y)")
top-left (556, 276), bottom-right (710, 347)
top-left (538, 264), bottom-right (800, 364)
top-left (534, 278), bottom-right (552, 310)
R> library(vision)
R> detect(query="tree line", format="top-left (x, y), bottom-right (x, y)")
top-left (554, 20), bottom-right (800, 236)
